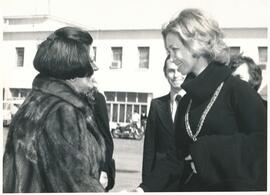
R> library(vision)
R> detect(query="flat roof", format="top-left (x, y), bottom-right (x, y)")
top-left (2, 0), bottom-right (268, 30)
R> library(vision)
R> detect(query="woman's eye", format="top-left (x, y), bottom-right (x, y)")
top-left (168, 69), bottom-right (175, 74)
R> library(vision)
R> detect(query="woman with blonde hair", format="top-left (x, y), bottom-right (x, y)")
top-left (139, 8), bottom-right (266, 192)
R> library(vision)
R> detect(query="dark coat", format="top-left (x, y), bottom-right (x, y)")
top-left (139, 94), bottom-right (180, 191)
top-left (3, 74), bottom-right (107, 192)
top-left (175, 63), bottom-right (267, 191)
top-left (92, 92), bottom-right (115, 191)
top-left (142, 62), bottom-right (267, 191)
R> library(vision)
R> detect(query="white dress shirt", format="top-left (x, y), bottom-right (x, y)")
top-left (170, 89), bottom-right (186, 122)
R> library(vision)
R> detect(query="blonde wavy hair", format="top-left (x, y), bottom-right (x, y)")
top-left (162, 8), bottom-right (230, 65)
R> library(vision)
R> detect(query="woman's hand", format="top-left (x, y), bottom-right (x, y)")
top-left (185, 155), bottom-right (197, 174)
top-left (99, 171), bottom-right (108, 189)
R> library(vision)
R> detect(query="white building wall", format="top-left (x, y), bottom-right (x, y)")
top-left (93, 38), bottom-right (169, 98)
top-left (2, 19), bottom-right (268, 125)
top-left (2, 16), bottom-right (268, 101)
top-left (3, 30), bottom-right (268, 98)
top-left (2, 40), bottom-right (39, 89)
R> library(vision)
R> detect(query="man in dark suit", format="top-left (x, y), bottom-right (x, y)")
top-left (88, 59), bottom-right (115, 192)
top-left (93, 91), bottom-right (115, 191)
top-left (136, 56), bottom-right (186, 192)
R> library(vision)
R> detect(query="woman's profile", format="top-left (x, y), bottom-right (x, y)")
top-left (138, 8), bottom-right (267, 192)
top-left (3, 26), bottom-right (109, 192)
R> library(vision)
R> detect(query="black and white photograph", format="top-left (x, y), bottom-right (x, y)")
top-left (1, 0), bottom-right (269, 194)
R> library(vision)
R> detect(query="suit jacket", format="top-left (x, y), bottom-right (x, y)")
top-left (139, 94), bottom-right (180, 191)
top-left (92, 92), bottom-right (115, 191)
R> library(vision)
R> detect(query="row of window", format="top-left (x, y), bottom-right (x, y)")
top-left (107, 103), bottom-right (148, 123)
top-left (108, 46), bottom-right (150, 69)
top-left (4, 89), bottom-right (150, 124)
top-left (104, 92), bottom-right (150, 123)
top-left (6, 89), bottom-right (150, 104)
top-left (15, 46), bottom-right (268, 68)
top-left (16, 47), bottom-right (24, 67)
top-left (104, 91), bottom-right (148, 103)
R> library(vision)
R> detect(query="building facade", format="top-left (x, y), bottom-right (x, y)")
top-left (2, 15), bottom-right (268, 126)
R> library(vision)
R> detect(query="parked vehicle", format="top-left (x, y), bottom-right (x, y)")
top-left (111, 122), bottom-right (145, 140)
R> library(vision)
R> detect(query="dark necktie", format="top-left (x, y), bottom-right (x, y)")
top-left (175, 94), bottom-right (182, 102)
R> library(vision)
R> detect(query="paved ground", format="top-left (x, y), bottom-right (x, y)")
top-left (111, 138), bottom-right (143, 192)
top-left (3, 127), bottom-right (144, 192)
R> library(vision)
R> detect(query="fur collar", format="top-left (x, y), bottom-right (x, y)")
top-left (32, 74), bottom-right (96, 113)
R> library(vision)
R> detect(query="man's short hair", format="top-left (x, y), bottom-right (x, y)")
top-left (34, 26), bottom-right (94, 80)
top-left (229, 54), bottom-right (262, 91)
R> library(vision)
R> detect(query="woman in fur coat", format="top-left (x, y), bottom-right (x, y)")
top-left (3, 27), bottom-right (109, 192)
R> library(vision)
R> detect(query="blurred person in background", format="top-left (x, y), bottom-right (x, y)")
top-left (3, 26), bottom-right (113, 192)
top-left (131, 111), bottom-right (141, 129)
top-left (140, 111), bottom-right (147, 131)
top-left (136, 55), bottom-right (186, 192)
top-left (228, 54), bottom-right (267, 107)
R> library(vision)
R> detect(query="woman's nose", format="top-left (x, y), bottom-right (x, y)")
top-left (169, 52), bottom-right (175, 63)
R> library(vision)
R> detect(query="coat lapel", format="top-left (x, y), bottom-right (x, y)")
top-left (156, 94), bottom-right (174, 135)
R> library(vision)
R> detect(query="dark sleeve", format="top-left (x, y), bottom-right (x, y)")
top-left (40, 104), bottom-right (104, 192)
top-left (140, 101), bottom-right (157, 183)
top-left (189, 81), bottom-right (267, 190)
top-left (94, 92), bottom-right (115, 191)
top-left (140, 101), bottom-right (184, 192)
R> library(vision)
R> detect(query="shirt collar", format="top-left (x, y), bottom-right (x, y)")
top-left (170, 89), bottom-right (186, 103)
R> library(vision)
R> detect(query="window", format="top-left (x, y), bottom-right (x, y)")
top-left (127, 92), bottom-right (136, 102)
top-left (141, 105), bottom-right (147, 114)
top-left (126, 104), bottom-right (132, 123)
top-left (258, 47), bottom-right (268, 69)
top-left (134, 105), bottom-right (140, 113)
top-left (117, 92), bottom-right (125, 102)
top-left (106, 104), bottom-right (111, 121)
top-left (112, 104), bottom-right (118, 122)
top-left (16, 47), bottom-right (24, 67)
top-left (138, 93), bottom-right (148, 103)
top-left (104, 91), bottom-right (151, 124)
top-left (3, 89), bottom-right (5, 101)
top-left (229, 47), bottom-right (240, 56)
top-left (258, 47), bottom-right (268, 64)
top-left (119, 104), bottom-right (125, 122)
top-left (138, 47), bottom-right (150, 69)
top-left (104, 92), bottom-right (115, 101)
top-left (111, 47), bottom-right (122, 69)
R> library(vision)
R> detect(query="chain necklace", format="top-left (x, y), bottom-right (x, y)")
top-left (185, 82), bottom-right (224, 142)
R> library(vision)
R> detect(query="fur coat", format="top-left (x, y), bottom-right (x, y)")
top-left (3, 74), bottom-right (106, 192)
